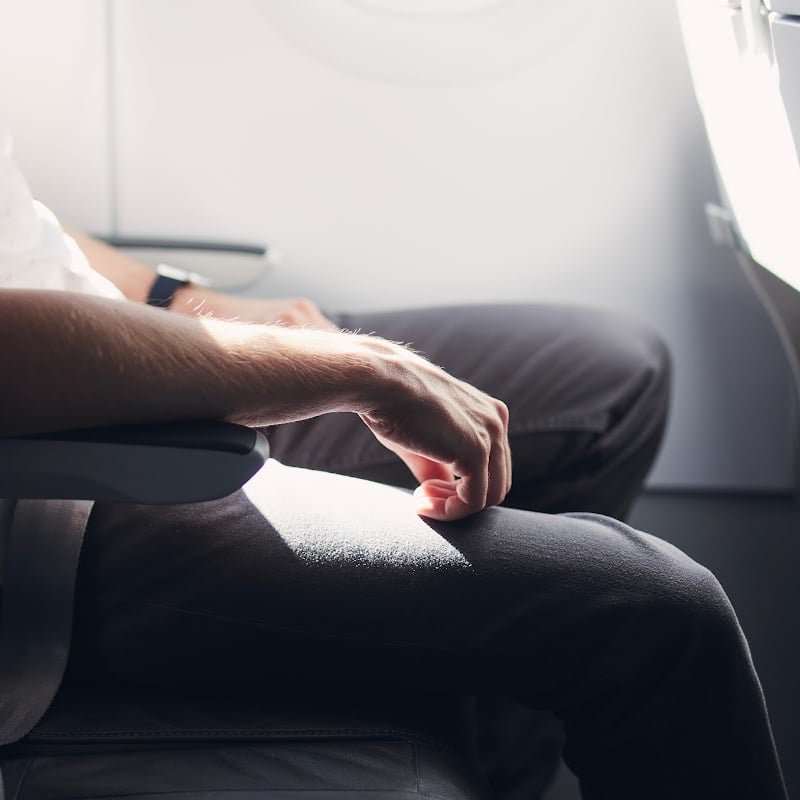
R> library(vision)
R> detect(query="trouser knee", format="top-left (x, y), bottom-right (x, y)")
top-left (554, 526), bottom-right (748, 768)
top-left (540, 319), bottom-right (672, 517)
top-left (610, 535), bottom-right (743, 687)
top-left (601, 319), bottom-right (671, 449)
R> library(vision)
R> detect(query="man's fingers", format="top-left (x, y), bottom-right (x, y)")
top-left (486, 438), bottom-right (508, 508)
top-left (414, 480), bottom-right (469, 519)
top-left (415, 479), bottom-right (458, 499)
top-left (494, 399), bottom-right (512, 496)
top-left (415, 485), bottom-right (475, 522)
top-left (400, 451), bottom-right (453, 485)
top-left (502, 430), bottom-right (512, 496)
top-left (415, 493), bottom-right (451, 520)
top-left (454, 442), bottom-right (489, 513)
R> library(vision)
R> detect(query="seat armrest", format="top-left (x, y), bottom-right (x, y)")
top-left (95, 236), bottom-right (273, 291)
top-left (0, 421), bottom-right (268, 504)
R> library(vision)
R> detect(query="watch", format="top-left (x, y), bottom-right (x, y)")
top-left (146, 263), bottom-right (194, 309)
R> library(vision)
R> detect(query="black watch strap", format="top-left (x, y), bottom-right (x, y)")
top-left (146, 265), bottom-right (192, 308)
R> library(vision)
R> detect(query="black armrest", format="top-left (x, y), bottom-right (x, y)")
top-left (95, 236), bottom-right (268, 257)
top-left (91, 236), bottom-right (273, 291)
top-left (0, 421), bottom-right (268, 504)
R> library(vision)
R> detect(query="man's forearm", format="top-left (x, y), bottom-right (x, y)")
top-left (0, 289), bottom-right (382, 437)
top-left (1, 288), bottom-right (512, 520)
top-left (63, 227), bottom-right (335, 328)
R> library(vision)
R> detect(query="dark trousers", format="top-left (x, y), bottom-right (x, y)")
top-left (68, 304), bottom-right (787, 799)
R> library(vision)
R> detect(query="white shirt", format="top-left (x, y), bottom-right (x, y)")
top-left (0, 120), bottom-right (123, 300)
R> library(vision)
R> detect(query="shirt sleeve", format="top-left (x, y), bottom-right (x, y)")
top-left (0, 120), bottom-right (124, 301)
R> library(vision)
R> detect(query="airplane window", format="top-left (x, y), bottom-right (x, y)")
top-left (349, 0), bottom-right (503, 15)
top-left (259, 0), bottom-right (583, 84)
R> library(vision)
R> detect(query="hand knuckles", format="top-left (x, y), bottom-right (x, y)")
top-left (474, 429), bottom-right (492, 455)
top-left (456, 440), bottom-right (488, 473)
top-left (484, 416), bottom-right (503, 438)
top-left (495, 400), bottom-right (510, 424)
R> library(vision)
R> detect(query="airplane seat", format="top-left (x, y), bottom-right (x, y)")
top-left (0, 424), bottom-right (487, 799)
top-left (677, 0), bottom-right (800, 402)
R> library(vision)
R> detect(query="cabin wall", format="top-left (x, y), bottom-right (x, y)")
top-left (1, 0), bottom-right (794, 490)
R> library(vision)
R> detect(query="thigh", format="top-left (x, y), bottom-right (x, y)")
top-left (69, 459), bottom-right (690, 701)
top-left (267, 304), bottom-right (670, 516)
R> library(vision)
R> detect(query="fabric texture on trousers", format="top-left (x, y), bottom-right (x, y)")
top-left (65, 303), bottom-right (787, 799)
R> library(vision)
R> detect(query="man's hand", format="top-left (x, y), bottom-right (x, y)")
top-left (176, 287), bottom-right (513, 521)
top-left (358, 340), bottom-right (512, 522)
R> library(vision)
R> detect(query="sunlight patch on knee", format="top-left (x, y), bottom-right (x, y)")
top-left (242, 460), bottom-right (472, 572)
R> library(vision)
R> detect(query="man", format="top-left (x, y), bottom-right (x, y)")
top-left (0, 120), bottom-right (788, 798)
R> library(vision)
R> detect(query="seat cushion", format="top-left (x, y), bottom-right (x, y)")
top-left (1, 688), bottom-right (489, 799)
top-left (1, 740), bottom-right (487, 799)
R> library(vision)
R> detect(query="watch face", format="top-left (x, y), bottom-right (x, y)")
top-left (156, 263), bottom-right (211, 287)
top-left (148, 272), bottom-right (191, 308)
top-left (156, 263), bottom-right (193, 283)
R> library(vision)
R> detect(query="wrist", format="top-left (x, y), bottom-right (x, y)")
top-left (170, 283), bottom-right (226, 317)
top-left (143, 263), bottom-right (227, 316)
top-left (213, 324), bottom-right (396, 424)
top-left (349, 335), bottom-right (408, 413)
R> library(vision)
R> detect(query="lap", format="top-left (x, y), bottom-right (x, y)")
top-left (335, 303), bottom-right (663, 418)
top-left (70, 459), bottom-right (697, 699)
